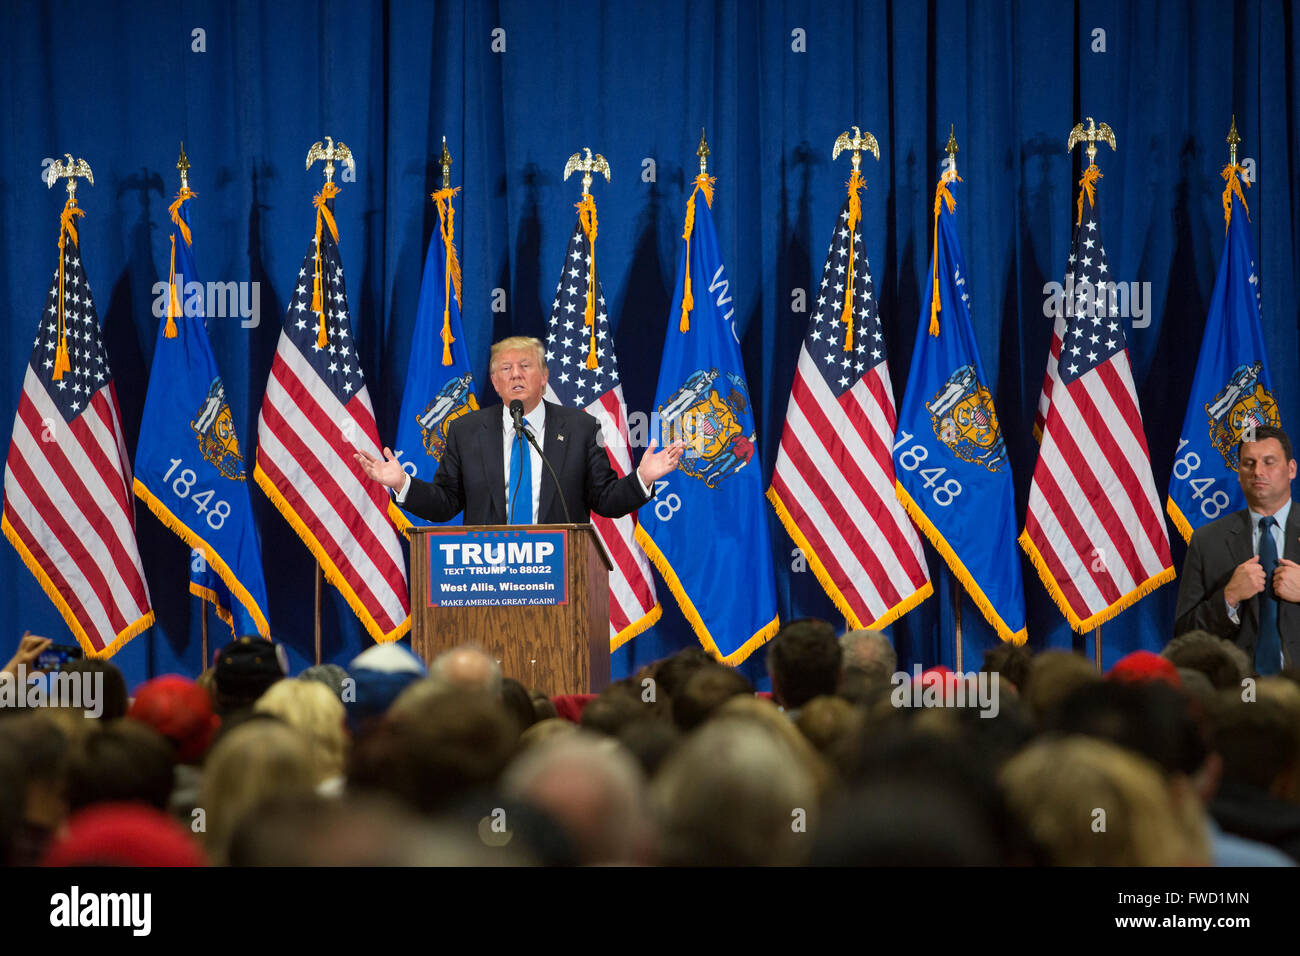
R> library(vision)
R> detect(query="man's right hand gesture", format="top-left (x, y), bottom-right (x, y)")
top-left (1225, 554), bottom-right (1268, 607)
top-left (354, 447), bottom-right (408, 490)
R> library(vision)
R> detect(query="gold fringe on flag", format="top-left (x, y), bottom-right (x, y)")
top-left (928, 169), bottom-right (961, 337)
top-left (164, 187), bottom-right (197, 338)
top-left (52, 198), bottom-right (86, 381)
top-left (576, 192), bottom-right (600, 369)
top-left (1075, 164), bottom-right (1102, 225)
top-left (431, 186), bottom-right (463, 365)
top-left (312, 182), bottom-right (341, 348)
top-left (840, 169), bottom-right (865, 351)
top-left (1220, 163), bottom-right (1251, 233)
top-left (678, 174), bottom-right (716, 332)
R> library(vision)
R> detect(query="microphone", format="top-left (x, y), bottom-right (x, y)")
top-left (509, 399), bottom-right (526, 438)
top-left (507, 400), bottom-right (573, 525)
top-left (508, 400), bottom-right (525, 523)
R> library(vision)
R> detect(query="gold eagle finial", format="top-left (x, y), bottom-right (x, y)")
top-left (1067, 117), bottom-right (1116, 166)
top-left (832, 126), bottom-right (880, 172)
top-left (563, 147), bottom-right (611, 194)
top-left (305, 136), bottom-right (356, 184)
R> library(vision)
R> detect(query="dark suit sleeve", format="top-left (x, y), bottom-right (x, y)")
top-left (581, 414), bottom-right (652, 520)
top-left (401, 418), bottom-right (469, 523)
top-left (1174, 527), bottom-right (1238, 638)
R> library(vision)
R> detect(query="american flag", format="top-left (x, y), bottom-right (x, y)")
top-left (768, 191), bottom-right (932, 628)
top-left (254, 202), bottom-right (410, 643)
top-left (544, 216), bottom-right (660, 648)
top-left (1020, 174), bottom-right (1173, 629)
top-left (2, 216), bottom-right (154, 654)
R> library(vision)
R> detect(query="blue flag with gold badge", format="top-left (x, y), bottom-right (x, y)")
top-left (634, 172), bottom-right (779, 665)
top-left (134, 186), bottom-right (270, 639)
top-left (390, 184), bottom-right (478, 532)
top-left (895, 171), bottom-right (1026, 644)
top-left (1167, 163), bottom-right (1278, 542)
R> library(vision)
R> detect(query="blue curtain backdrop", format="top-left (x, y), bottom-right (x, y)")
top-left (2, 0), bottom-right (1297, 689)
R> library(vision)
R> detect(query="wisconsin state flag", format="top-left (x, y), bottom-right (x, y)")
top-left (635, 171), bottom-right (779, 665)
top-left (134, 185), bottom-right (270, 639)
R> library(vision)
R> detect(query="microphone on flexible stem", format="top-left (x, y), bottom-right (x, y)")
top-left (507, 400), bottom-right (573, 525)
top-left (508, 400), bottom-right (526, 524)
top-left (524, 424), bottom-right (573, 526)
top-left (509, 399), bottom-right (526, 438)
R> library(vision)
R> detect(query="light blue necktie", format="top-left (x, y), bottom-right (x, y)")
top-left (508, 429), bottom-right (532, 524)
top-left (1256, 515), bottom-right (1282, 676)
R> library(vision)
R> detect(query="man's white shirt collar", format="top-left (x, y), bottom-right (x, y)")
top-left (502, 401), bottom-right (546, 436)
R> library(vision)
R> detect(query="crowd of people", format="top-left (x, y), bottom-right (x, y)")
top-left (1, 620), bottom-right (1298, 866)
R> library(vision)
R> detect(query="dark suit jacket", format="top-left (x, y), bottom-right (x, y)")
top-left (1174, 502), bottom-right (1300, 666)
top-left (400, 401), bottom-right (650, 525)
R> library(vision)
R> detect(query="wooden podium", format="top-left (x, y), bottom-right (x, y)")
top-left (408, 524), bottom-right (612, 695)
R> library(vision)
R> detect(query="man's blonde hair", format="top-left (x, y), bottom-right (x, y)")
top-left (490, 336), bottom-right (546, 373)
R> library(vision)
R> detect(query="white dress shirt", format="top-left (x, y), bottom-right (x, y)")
top-left (394, 402), bottom-right (650, 522)
top-left (393, 404), bottom-right (544, 522)
top-left (500, 403), bottom-right (545, 523)
top-left (1226, 499), bottom-right (1291, 669)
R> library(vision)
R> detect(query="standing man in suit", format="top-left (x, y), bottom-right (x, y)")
top-left (1175, 425), bottom-right (1300, 675)
top-left (355, 336), bottom-right (685, 525)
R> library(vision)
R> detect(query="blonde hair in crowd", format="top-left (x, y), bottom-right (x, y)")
top-left (1000, 736), bottom-right (1209, 866)
top-left (198, 720), bottom-right (317, 865)
top-left (253, 678), bottom-right (348, 783)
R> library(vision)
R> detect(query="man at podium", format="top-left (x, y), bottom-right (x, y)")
top-left (356, 336), bottom-right (684, 524)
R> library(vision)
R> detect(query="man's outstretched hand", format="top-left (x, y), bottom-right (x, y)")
top-left (637, 439), bottom-right (688, 487)
top-left (354, 447), bottom-right (408, 490)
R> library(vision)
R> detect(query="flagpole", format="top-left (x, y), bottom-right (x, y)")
top-left (199, 597), bottom-right (209, 675)
top-left (314, 562), bottom-right (323, 665)
top-left (179, 145), bottom-right (211, 674)
top-left (1064, 117), bottom-right (1117, 676)
top-left (952, 572), bottom-right (964, 673)
top-left (303, 138), bottom-right (353, 669)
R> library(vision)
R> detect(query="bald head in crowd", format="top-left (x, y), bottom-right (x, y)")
top-left (840, 630), bottom-right (897, 681)
top-left (503, 732), bottom-right (650, 865)
top-left (429, 647), bottom-right (503, 696)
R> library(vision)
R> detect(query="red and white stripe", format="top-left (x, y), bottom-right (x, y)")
top-left (1034, 310), bottom-right (1067, 438)
top-left (770, 346), bottom-right (930, 628)
top-left (257, 334), bottom-right (409, 640)
top-left (1023, 349), bottom-right (1173, 626)
top-left (549, 383), bottom-right (659, 644)
top-left (3, 371), bottom-right (151, 652)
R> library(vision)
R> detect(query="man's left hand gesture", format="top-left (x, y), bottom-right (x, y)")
top-left (1275, 558), bottom-right (1300, 603)
top-left (637, 439), bottom-right (688, 487)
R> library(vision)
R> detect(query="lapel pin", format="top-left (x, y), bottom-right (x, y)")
top-left (558, 434), bottom-right (566, 442)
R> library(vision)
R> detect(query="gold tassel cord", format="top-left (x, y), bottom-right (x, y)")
top-left (576, 192), bottom-right (599, 369)
top-left (431, 186), bottom-right (463, 366)
top-left (928, 170), bottom-right (961, 337)
top-left (53, 199), bottom-right (86, 381)
top-left (1221, 163), bottom-right (1251, 233)
top-left (164, 187), bottom-right (197, 338)
top-left (840, 169), bottom-right (865, 351)
top-left (165, 236), bottom-right (182, 338)
top-left (678, 174), bottom-right (716, 333)
top-left (1076, 164), bottom-right (1102, 226)
top-left (312, 182), bottom-right (341, 348)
